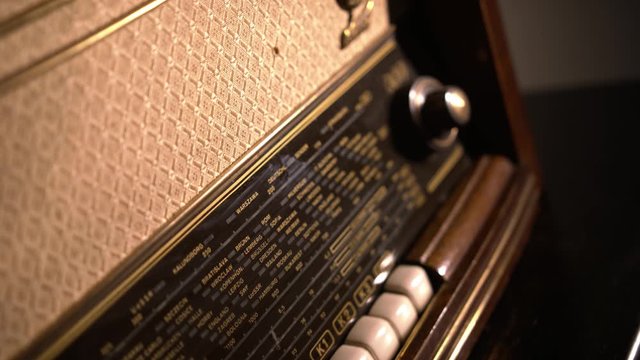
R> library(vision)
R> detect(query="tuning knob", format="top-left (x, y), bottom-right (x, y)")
top-left (407, 77), bottom-right (471, 151)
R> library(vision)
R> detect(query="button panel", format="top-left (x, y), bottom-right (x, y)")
top-left (369, 293), bottom-right (418, 340)
top-left (346, 316), bottom-right (399, 360)
top-left (336, 263), bottom-right (435, 359)
top-left (384, 265), bottom-right (433, 311)
top-left (331, 345), bottom-right (375, 360)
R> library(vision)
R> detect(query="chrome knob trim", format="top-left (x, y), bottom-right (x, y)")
top-left (406, 76), bottom-right (471, 151)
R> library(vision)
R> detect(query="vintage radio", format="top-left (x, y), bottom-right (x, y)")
top-left (0, 0), bottom-right (540, 359)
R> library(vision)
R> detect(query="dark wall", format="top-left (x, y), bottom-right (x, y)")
top-left (498, 0), bottom-right (640, 93)
top-left (471, 2), bottom-right (640, 358)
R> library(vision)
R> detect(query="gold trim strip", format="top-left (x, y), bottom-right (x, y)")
top-left (35, 39), bottom-right (397, 360)
top-left (427, 145), bottom-right (464, 193)
top-left (0, 0), bottom-right (73, 37)
top-left (0, 0), bottom-right (167, 95)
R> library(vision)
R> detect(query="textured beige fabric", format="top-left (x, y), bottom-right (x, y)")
top-left (0, 0), bottom-right (43, 21)
top-left (0, 0), bottom-right (389, 358)
top-left (0, 0), bottom-right (142, 79)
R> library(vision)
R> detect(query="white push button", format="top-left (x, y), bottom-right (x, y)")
top-left (384, 265), bottom-right (433, 311)
top-left (369, 292), bottom-right (418, 340)
top-left (331, 345), bottom-right (375, 360)
top-left (346, 316), bottom-right (399, 360)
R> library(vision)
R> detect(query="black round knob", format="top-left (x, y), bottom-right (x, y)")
top-left (408, 77), bottom-right (471, 151)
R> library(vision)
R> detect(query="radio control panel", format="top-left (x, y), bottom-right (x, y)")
top-left (21, 39), bottom-right (470, 360)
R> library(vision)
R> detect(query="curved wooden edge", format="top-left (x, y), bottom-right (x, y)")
top-left (405, 157), bottom-right (490, 268)
top-left (406, 155), bottom-right (515, 281)
top-left (426, 156), bottom-right (514, 281)
top-left (396, 168), bottom-right (540, 360)
top-left (479, 0), bottom-right (542, 181)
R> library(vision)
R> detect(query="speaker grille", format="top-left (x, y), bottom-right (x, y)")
top-left (0, 1), bottom-right (389, 357)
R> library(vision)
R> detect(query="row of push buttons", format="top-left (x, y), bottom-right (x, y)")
top-left (331, 265), bottom-right (433, 360)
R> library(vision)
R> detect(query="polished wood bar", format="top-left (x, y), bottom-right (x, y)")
top-left (407, 156), bottom-right (514, 281)
top-left (398, 165), bottom-right (539, 360)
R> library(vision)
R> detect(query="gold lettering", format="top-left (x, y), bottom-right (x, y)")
top-left (382, 60), bottom-right (411, 94)
top-left (163, 297), bottom-right (188, 324)
top-left (310, 330), bottom-right (335, 360)
top-left (288, 178), bottom-right (307, 199)
top-left (333, 301), bottom-right (356, 335)
top-left (235, 191), bottom-right (259, 215)
top-left (172, 243), bottom-right (204, 275)
top-left (268, 166), bottom-right (287, 184)
top-left (201, 257), bottom-right (229, 286)
top-left (327, 106), bottom-right (349, 129)
top-left (294, 143), bottom-right (309, 159)
top-left (235, 235), bottom-right (250, 252)
top-left (353, 276), bottom-right (375, 307)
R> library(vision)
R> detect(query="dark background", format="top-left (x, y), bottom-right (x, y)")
top-left (471, 1), bottom-right (640, 358)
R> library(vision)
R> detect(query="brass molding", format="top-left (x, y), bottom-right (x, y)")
top-left (0, 0), bottom-right (167, 96)
top-left (0, 0), bottom-right (73, 38)
top-left (427, 145), bottom-right (464, 194)
top-left (24, 36), bottom-right (397, 360)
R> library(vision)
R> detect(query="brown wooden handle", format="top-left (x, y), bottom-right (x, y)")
top-left (397, 167), bottom-right (540, 360)
top-left (407, 155), bottom-right (514, 281)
